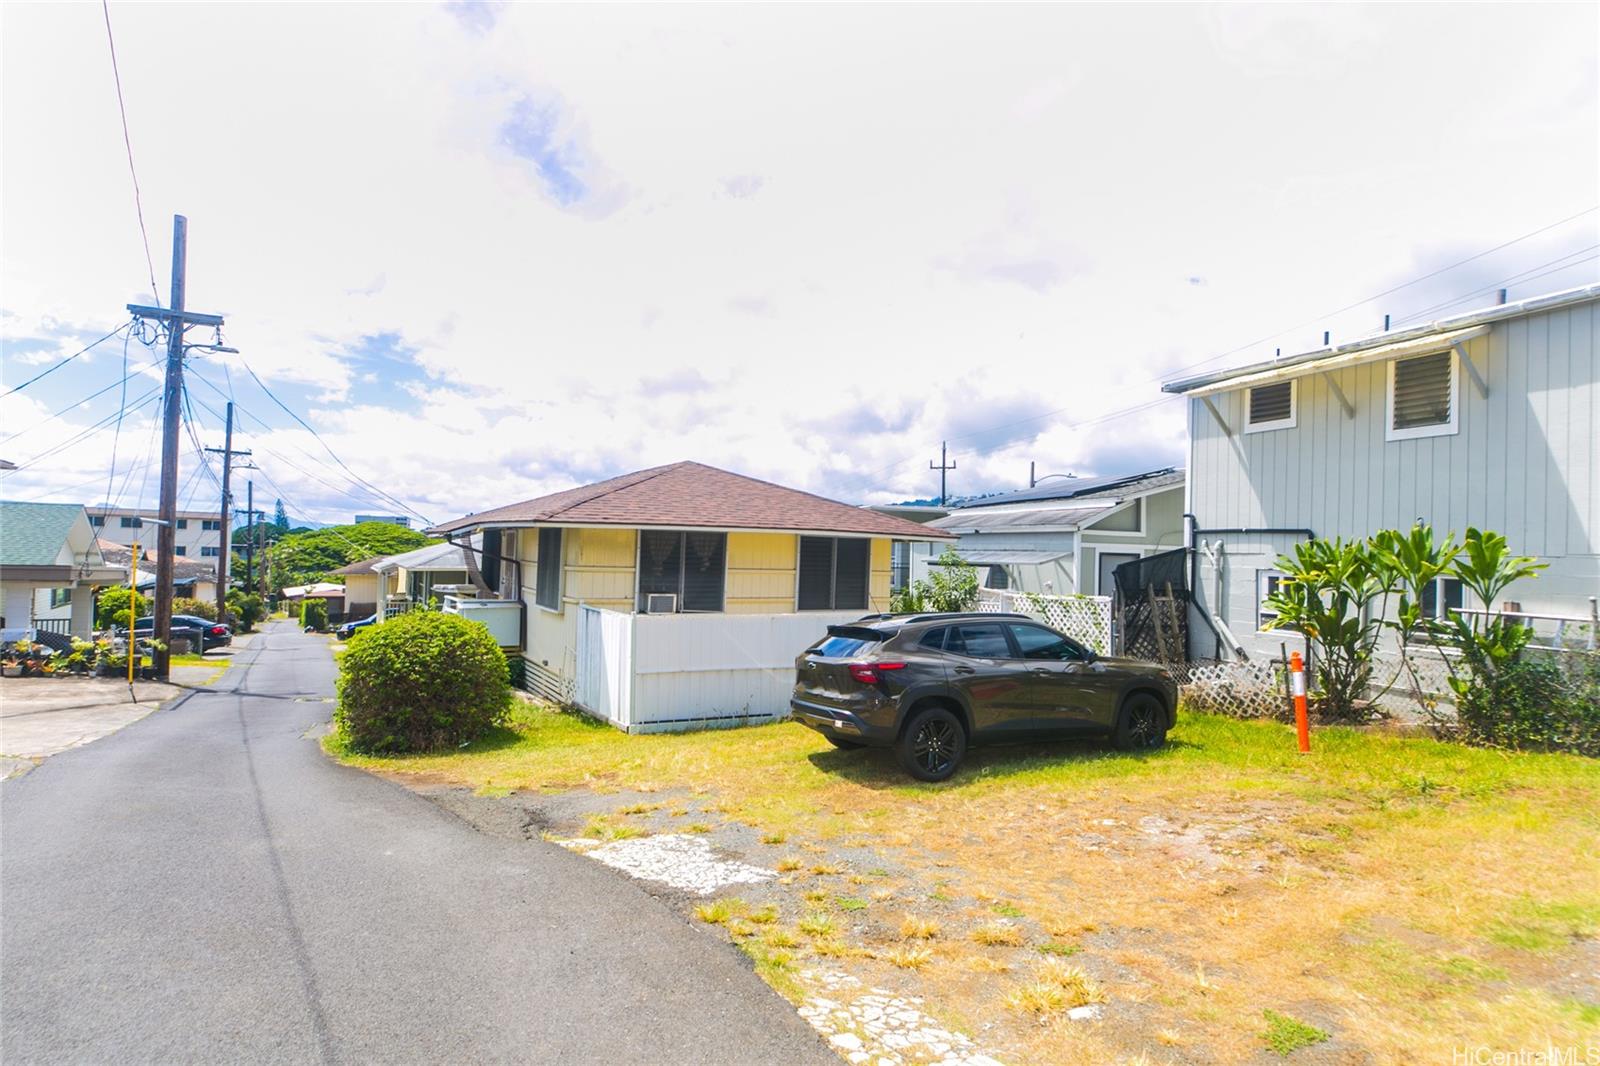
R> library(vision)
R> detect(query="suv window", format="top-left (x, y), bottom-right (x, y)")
top-left (944, 623), bottom-right (1011, 659)
top-left (812, 635), bottom-right (876, 658)
top-left (1008, 623), bottom-right (1086, 661)
top-left (917, 627), bottom-right (947, 651)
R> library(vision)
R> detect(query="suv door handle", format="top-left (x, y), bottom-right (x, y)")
top-left (1031, 667), bottom-right (1053, 675)
top-left (953, 665), bottom-right (976, 675)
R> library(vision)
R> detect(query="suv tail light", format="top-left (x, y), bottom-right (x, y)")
top-left (209, 626), bottom-right (227, 635)
top-left (848, 662), bottom-right (906, 684)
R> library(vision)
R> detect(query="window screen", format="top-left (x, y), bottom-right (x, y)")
top-left (637, 531), bottom-right (726, 612)
top-left (535, 528), bottom-right (562, 610)
top-left (1392, 352), bottom-right (1452, 430)
top-left (797, 536), bottom-right (870, 611)
top-left (1248, 382), bottom-right (1293, 425)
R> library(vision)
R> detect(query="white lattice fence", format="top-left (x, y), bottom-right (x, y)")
top-left (1180, 648), bottom-right (1464, 722)
top-left (976, 589), bottom-right (1114, 655)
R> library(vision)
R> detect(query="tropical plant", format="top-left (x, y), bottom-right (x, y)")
top-left (889, 548), bottom-right (980, 614)
top-left (171, 596), bottom-right (217, 621)
top-left (266, 522), bottom-right (434, 595)
top-left (95, 586), bottom-right (147, 629)
top-left (227, 590), bottom-right (265, 633)
top-left (1261, 537), bottom-right (1388, 721)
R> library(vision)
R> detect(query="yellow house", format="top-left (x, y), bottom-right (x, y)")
top-left (430, 461), bottom-right (953, 731)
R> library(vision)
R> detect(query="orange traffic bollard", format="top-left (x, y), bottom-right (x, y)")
top-left (1289, 650), bottom-right (1311, 753)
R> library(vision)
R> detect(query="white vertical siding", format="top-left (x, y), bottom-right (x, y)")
top-left (1187, 299), bottom-right (1600, 650)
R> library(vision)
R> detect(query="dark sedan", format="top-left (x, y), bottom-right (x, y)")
top-left (124, 615), bottom-right (231, 653)
top-left (791, 612), bottom-right (1178, 781)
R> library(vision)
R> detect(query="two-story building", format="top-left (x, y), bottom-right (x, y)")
top-left (1162, 284), bottom-right (1599, 659)
top-left (88, 506), bottom-right (225, 564)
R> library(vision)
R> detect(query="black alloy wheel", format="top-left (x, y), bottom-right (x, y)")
top-left (1114, 693), bottom-right (1168, 752)
top-left (896, 706), bottom-right (966, 782)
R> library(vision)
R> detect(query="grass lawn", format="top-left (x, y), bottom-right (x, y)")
top-left (331, 701), bottom-right (1600, 1063)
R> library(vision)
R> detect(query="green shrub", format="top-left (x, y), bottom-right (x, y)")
top-left (1452, 649), bottom-right (1600, 756)
top-left (96, 586), bottom-right (147, 629)
top-left (890, 548), bottom-right (979, 613)
top-left (300, 598), bottom-right (329, 632)
top-left (172, 596), bottom-right (217, 621)
top-left (335, 610), bottom-right (511, 754)
top-left (227, 591), bottom-right (265, 633)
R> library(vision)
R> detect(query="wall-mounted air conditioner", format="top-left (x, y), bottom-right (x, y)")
top-left (645, 593), bottom-right (678, 614)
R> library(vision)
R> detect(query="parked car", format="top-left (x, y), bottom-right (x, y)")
top-left (336, 614), bottom-right (378, 640)
top-left (173, 615), bottom-right (232, 651)
top-left (791, 612), bottom-right (1178, 782)
top-left (121, 615), bottom-right (230, 653)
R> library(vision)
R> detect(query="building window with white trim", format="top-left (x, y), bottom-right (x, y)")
top-left (1386, 350), bottom-right (1458, 441)
top-left (1421, 577), bottom-right (1465, 620)
top-left (1257, 569), bottom-right (1286, 630)
top-left (1244, 381), bottom-right (1296, 433)
top-left (201, 546), bottom-right (220, 558)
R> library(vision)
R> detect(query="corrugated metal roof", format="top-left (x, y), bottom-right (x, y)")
top-left (375, 541), bottom-right (471, 572)
top-left (932, 548), bottom-right (1071, 565)
top-left (938, 468), bottom-right (1183, 513)
top-left (929, 506), bottom-right (1117, 532)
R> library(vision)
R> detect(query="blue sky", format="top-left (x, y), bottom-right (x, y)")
top-left (1, 3), bottom-right (1596, 524)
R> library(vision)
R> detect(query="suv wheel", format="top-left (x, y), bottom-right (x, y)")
top-left (1114, 693), bottom-right (1168, 752)
top-left (896, 706), bottom-right (966, 782)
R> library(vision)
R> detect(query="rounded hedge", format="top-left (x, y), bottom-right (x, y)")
top-left (335, 610), bottom-right (511, 754)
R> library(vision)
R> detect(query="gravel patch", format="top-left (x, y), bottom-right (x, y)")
top-left (558, 833), bottom-right (777, 896)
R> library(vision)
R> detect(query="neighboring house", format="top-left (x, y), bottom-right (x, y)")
top-left (1162, 283), bottom-right (1600, 660)
top-left (372, 541), bottom-right (473, 611)
top-left (87, 505), bottom-right (225, 559)
top-left (865, 503), bottom-right (949, 592)
top-left (919, 469), bottom-right (1187, 598)
top-left (329, 557), bottom-right (386, 620)
top-left (97, 541), bottom-right (219, 604)
top-left (1, 501), bottom-right (124, 638)
top-left (429, 461), bottom-right (952, 731)
top-left (281, 581), bottom-right (346, 621)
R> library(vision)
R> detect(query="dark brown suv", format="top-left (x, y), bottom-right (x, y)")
top-left (791, 612), bottom-right (1178, 781)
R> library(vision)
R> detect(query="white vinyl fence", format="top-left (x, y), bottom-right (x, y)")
top-left (976, 588), bottom-right (1114, 655)
top-left (573, 606), bottom-right (864, 733)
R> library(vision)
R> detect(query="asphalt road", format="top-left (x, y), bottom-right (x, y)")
top-left (1, 621), bottom-right (833, 1065)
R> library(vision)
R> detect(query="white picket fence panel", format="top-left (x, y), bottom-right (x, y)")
top-left (976, 588), bottom-right (1114, 655)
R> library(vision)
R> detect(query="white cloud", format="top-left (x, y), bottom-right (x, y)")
top-left (1, 3), bottom-right (1596, 523)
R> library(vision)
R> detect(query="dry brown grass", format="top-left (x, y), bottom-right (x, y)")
top-left (336, 703), bottom-right (1600, 1063)
top-left (900, 914), bottom-right (941, 940)
top-left (971, 922), bottom-right (1025, 947)
top-left (877, 945), bottom-right (934, 970)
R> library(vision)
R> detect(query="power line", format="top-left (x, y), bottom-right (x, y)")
top-left (234, 358), bottom-right (433, 525)
top-left (0, 352), bottom-right (162, 445)
top-left (2, 384), bottom-right (162, 474)
top-left (99, 0), bottom-right (160, 304)
top-left (1389, 246), bottom-right (1599, 328)
top-left (1, 321), bottom-right (132, 399)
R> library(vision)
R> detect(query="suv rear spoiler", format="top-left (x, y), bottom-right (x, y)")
top-left (825, 625), bottom-right (887, 641)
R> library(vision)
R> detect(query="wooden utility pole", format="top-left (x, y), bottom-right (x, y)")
top-left (929, 441), bottom-right (956, 507)
top-left (127, 215), bottom-right (225, 678)
top-left (205, 401), bottom-right (250, 622)
top-left (243, 480), bottom-right (255, 587)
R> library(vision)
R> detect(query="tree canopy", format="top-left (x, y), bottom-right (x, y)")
top-left (266, 521), bottom-right (435, 594)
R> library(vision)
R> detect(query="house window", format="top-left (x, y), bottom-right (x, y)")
top-left (49, 588), bottom-right (72, 608)
top-left (201, 519), bottom-right (222, 531)
top-left (890, 540), bottom-right (910, 593)
top-left (90, 515), bottom-right (105, 527)
top-left (798, 536), bottom-right (869, 611)
top-left (176, 519), bottom-right (188, 530)
top-left (120, 516), bottom-right (142, 528)
top-left (1421, 577), bottom-right (1465, 620)
top-left (984, 565), bottom-right (1009, 590)
top-left (1387, 350), bottom-right (1457, 441)
top-left (636, 531), bottom-right (727, 612)
top-left (535, 528), bottom-right (562, 611)
top-left (175, 546), bottom-right (187, 556)
top-left (1257, 569), bottom-right (1286, 630)
top-left (1245, 381), bottom-right (1296, 433)
top-left (201, 546), bottom-right (220, 558)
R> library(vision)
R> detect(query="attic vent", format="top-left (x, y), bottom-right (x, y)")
top-left (1391, 351), bottom-right (1453, 430)
top-left (1247, 381), bottom-right (1294, 428)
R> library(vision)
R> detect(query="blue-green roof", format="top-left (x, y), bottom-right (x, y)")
top-left (0, 500), bottom-right (87, 567)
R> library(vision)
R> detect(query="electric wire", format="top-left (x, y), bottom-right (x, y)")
top-left (2, 385), bottom-right (162, 474)
top-left (0, 352), bottom-right (163, 445)
top-left (1, 321), bottom-right (132, 399)
top-left (99, 0), bottom-right (160, 304)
